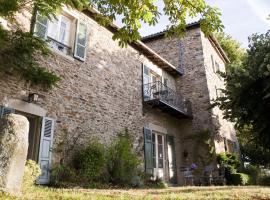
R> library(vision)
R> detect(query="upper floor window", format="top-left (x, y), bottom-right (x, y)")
top-left (34, 12), bottom-right (88, 61)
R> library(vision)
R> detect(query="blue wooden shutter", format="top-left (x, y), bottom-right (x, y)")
top-left (144, 127), bottom-right (153, 175)
top-left (74, 20), bottom-right (87, 61)
top-left (0, 106), bottom-right (15, 118)
top-left (37, 117), bottom-right (55, 184)
top-left (34, 12), bottom-right (48, 39)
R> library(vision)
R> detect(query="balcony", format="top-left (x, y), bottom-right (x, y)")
top-left (143, 81), bottom-right (192, 118)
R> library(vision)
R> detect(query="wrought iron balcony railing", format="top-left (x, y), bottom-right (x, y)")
top-left (143, 81), bottom-right (192, 118)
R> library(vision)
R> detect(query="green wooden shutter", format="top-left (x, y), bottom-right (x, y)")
top-left (74, 20), bottom-right (87, 61)
top-left (0, 106), bottom-right (15, 118)
top-left (144, 127), bottom-right (153, 175)
top-left (34, 12), bottom-right (48, 39)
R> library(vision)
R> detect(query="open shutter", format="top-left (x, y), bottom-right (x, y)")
top-left (37, 117), bottom-right (55, 184)
top-left (144, 127), bottom-right (154, 175)
top-left (0, 106), bottom-right (15, 118)
top-left (34, 13), bottom-right (48, 39)
top-left (74, 20), bottom-right (87, 61)
top-left (167, 135), bottom-right (177, 184)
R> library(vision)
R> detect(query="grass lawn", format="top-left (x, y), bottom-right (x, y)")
top-left (1, 186), bottom-right (270, 200)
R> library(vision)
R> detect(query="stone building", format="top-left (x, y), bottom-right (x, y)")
top-left (0, 7), bottom-right (238, 185)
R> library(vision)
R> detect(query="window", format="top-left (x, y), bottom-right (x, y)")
top-left (34, 12), bottom-right (88, 61)
top-left (215, 61), bottom-right (220, 72)
top-left (211, 55), bottom-right (215, 72)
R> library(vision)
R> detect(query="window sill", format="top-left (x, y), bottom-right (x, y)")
top-left (50, 47), bottom-right (75, 62)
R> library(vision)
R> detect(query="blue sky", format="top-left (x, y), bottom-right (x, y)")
top-left (115, 0), bottom-right (270, 48)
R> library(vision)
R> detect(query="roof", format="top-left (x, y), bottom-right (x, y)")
top-left (141, 22), bottom-right (230, 63)
top-left (83, 9), bottom-right (182, 76)
top-left (141, 21), bottom-right (200, 41)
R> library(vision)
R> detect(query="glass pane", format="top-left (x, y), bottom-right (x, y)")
top-left (152, 133), bottom-right (155, 143)
top-left (35, 23), bottom-right (47, 39)
top-left (158, 145), bottom-right (163, 158)
top-left (37, 14), bottom-right (47, 25)
top-left (76, 45), bottom-right (85, 59)
top-left (47, 17), bottom-right (59, 40)
top-left (158, 159), bottom-right (163, 168)
top-left (158, 135), bottom-right (162, 144)
top-left (152, 144), bottom-right (156, 157)
top-left (77, 22), bottom-right (87, 45)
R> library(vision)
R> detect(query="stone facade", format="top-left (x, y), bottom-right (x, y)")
top-left (0, 8), bottom-right (238, 186)
top-left (143, 26), bottom-right (238, 157)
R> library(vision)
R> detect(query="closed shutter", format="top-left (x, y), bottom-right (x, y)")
top-left (37, 117), bottom-right (55, 184)
top-left (34, 13), bottom-right (48, 39)
top-left (0, 106), bottom-right (15, 118)
top-left (144, 127), bottom-right (154, 175)
top-left (74, 20), bottom-right (87, 61)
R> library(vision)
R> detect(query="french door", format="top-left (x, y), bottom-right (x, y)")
top-left (152, 131), bottom-right (165, 179)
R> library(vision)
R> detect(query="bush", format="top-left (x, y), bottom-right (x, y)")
top-left (50, 164), bottom-right (77, 187)
top-left (241, 164), bottom-right (261, 185)
top-left (230, 173), bottom-right (251, 185)
top-left (73, 139), bottom-right (107, 183)
top-left (23, 160), bottom-right (41, 190)
top-left (217, 153), bottom-right (241, 184)
top-left (139, 173), bottom-right (166, 188)
top-left (259, 176), bottom-right (270, 186)
top-left (107, 131), bottom-right (140, 186)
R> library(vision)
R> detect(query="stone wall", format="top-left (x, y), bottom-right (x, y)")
top-left (143, 27), bottom-right (238, 157)
top-left (0, 8), bottom-right (185, 170)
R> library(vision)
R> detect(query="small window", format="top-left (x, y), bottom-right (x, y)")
top-left (163, 78), bottom-right (168, 87)
top-left (211, 55), bottom-right (215, 72)
top-left (215, 86), bottom-right (219, 98)
top-left (34, 11), bottom-right (88, 61)
top-left (215, 61), bottom-right (220, 72)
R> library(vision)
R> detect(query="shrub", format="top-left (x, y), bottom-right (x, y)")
top-left (230, 173), bottom-right (251, 185)
top-left (50, 164), bottom-right (77, 187)
top-left (241, 164), bottom-right (261, 185)
top-left (107, 131), bottom-right (140, 186)
top-left (217, 153), bottom-right (241, 184)
top-left (139, 173), bottom-right (166, 188)
top-left (73, 139), bottom-right (107, 183)
top-left (22, 160), bottom-right (41, 190)
top-left (259, 176), bottom-right (270, 186)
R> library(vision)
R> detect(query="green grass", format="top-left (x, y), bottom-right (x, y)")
top-left (1, 186), bottom-right (270, 200)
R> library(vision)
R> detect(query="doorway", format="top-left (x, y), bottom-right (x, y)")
top-left (152, 131), bottom-right (165, 179)
top-left (16, 111), bottom-right (42, 163)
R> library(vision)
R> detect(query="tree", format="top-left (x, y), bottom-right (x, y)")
top-left (0, 0), bottom-right (224, 87)
top-left (215, 32), bottom-right (246, 65)
top-left (214, 31), bottom-right (270, 155)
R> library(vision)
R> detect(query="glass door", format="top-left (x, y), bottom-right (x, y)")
top-left (152, 131), bottom-right (165, 179)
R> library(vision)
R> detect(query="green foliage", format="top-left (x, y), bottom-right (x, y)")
top-left (0, 26), bottom-right (60, 88)
top-left (74, 139), bottom-right (107, 183)
top-left (241, 164), bottom-right (261, 185)
top-left (217, 153), bottom-right (240, 173)
top-left (230, 173), bottom-right (251, 186)
top-left (185, 129), bottom-right (216, 167)
top-left (215, 32), bottom-right (246, 65)
top-left (107, 130), bottom-right (140, 186)
top-left (23, 160), bottom-right (41, 190)
top-left (259, 176), bottom-right (270, 186)
top-left (2, 0), bottom-right (223, 46)
top-left (139, 173), bottom-right (166, 189)
top-left (213, 31), bottom-right (270, 153)
top-left (50, 164), bottom-right (77, 187)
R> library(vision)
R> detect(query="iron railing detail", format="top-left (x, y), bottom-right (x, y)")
top-left (143, 81), bottom-right (192, 117)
